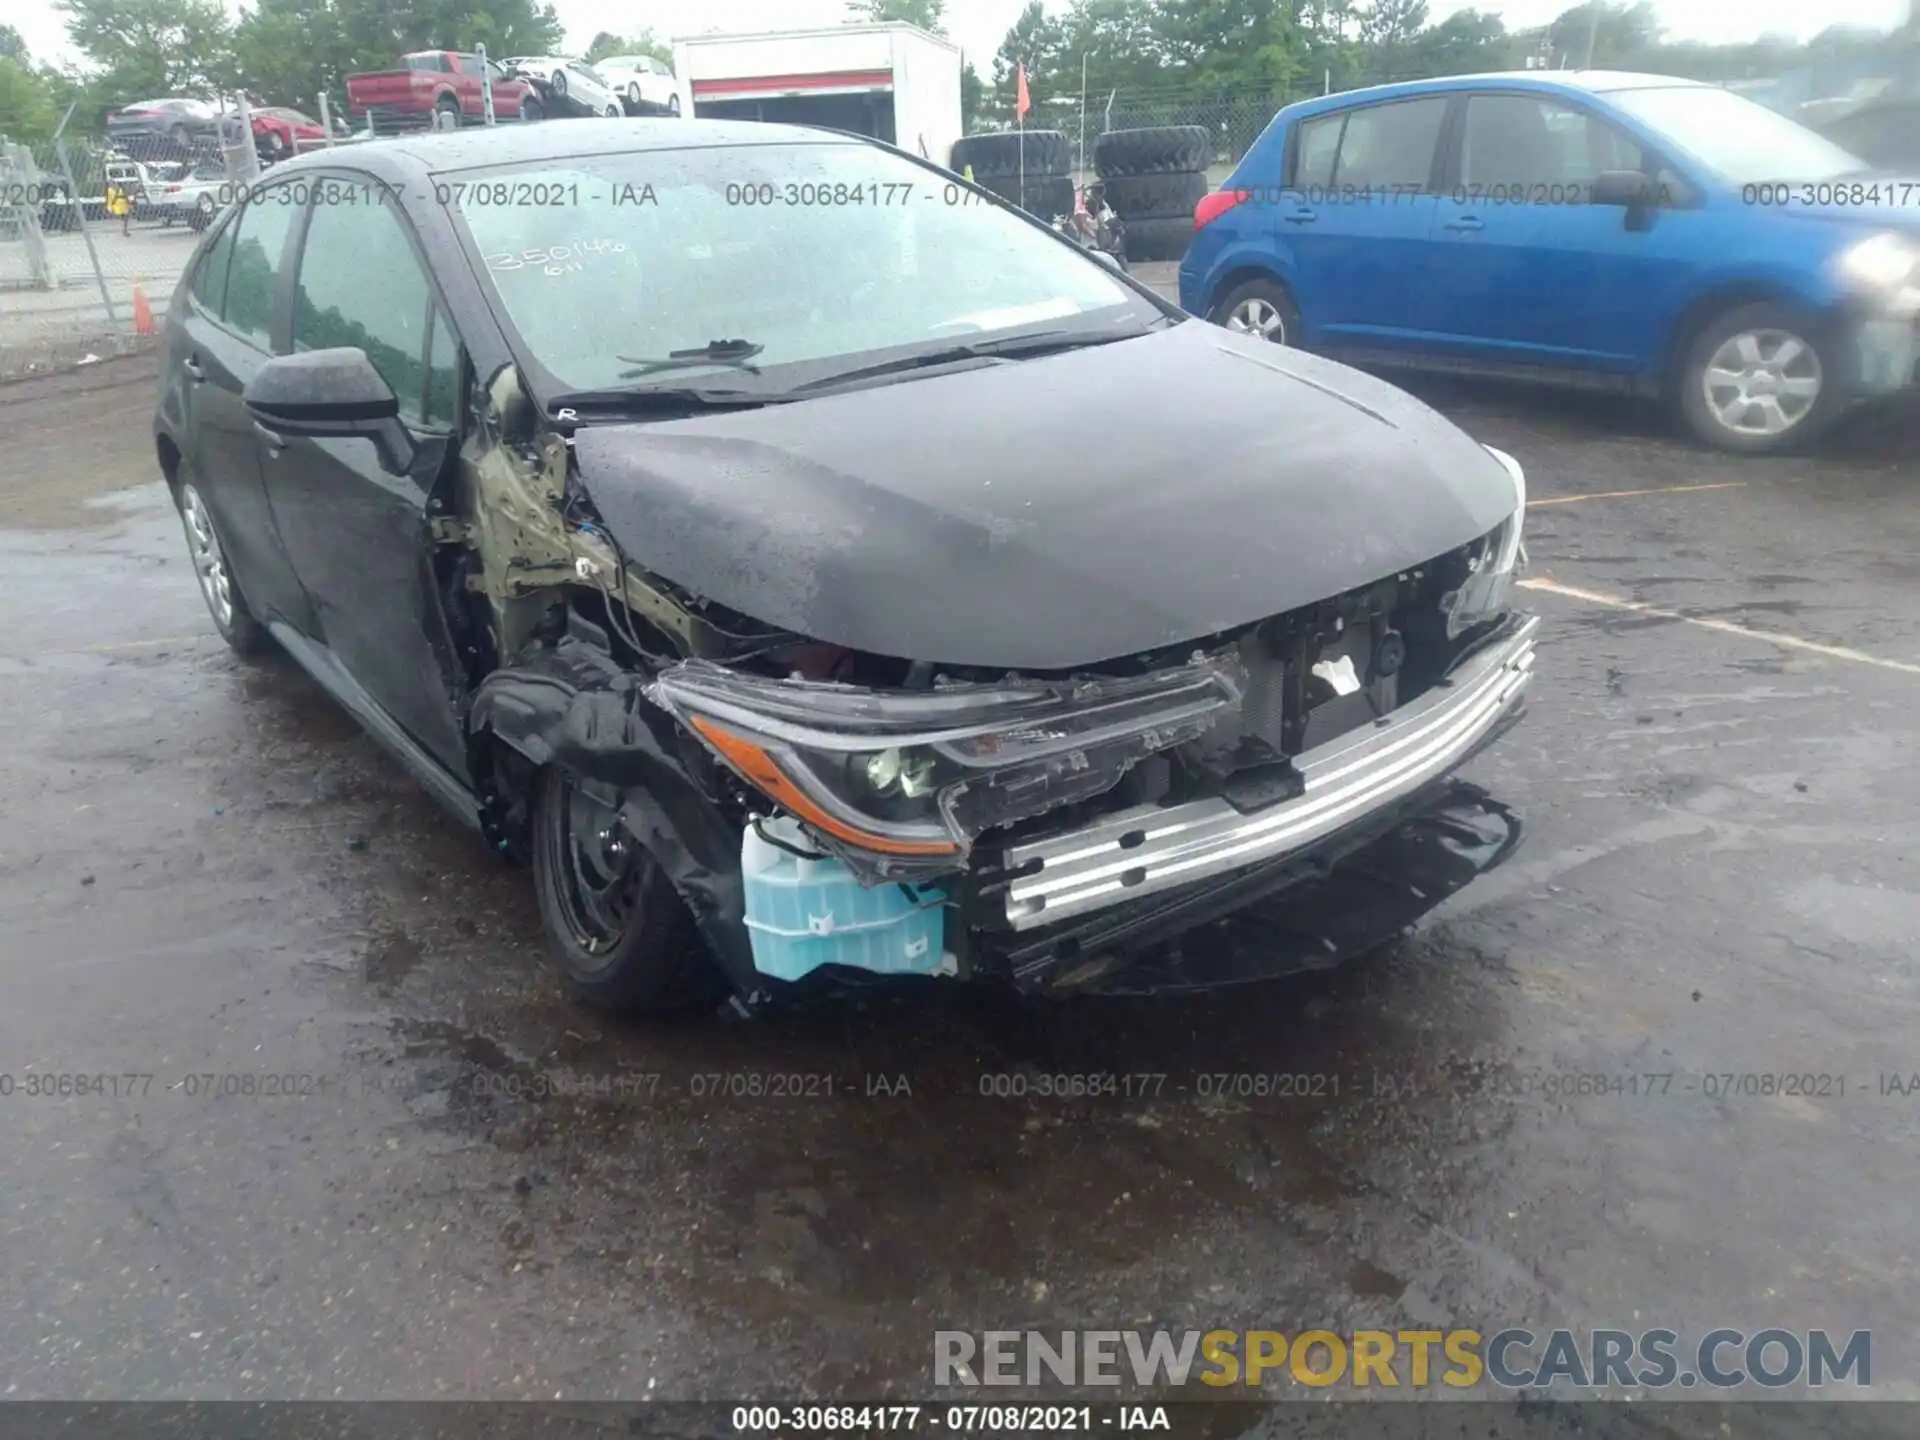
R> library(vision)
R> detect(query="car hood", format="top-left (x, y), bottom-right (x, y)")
top-left (571, 321), bottom-right (1519, 671)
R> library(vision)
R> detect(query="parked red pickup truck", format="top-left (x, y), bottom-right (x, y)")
top-left (345, 52), bottom-right (541, 130)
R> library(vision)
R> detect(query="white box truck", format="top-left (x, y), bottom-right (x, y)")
top-left (670, 23), bottom-right (963, 165)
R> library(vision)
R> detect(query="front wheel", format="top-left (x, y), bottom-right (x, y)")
top-left (667, 94), bottom-right (680, 116)
top-left (627, 82), bottom-right (642, 107)
top-left (531, 768), bottom-right (724, 1012)
top-left (1210, 277), bottom-right (1300, 346)
top-left (604, 103), bottom-right (621, 118)
top-left (1678, 301), bottom-right (1843, 454)
top-left (176, 479), bottom-right (268, 656)
top-left (519, 96), bottom-right (543, 123)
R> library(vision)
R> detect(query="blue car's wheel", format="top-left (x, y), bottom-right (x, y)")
top-left (1211, 278), bottom-right (1299, 346)
top-left (1679, 301), bottom-right (1842, 455)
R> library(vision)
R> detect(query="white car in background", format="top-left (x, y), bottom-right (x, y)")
top-left (499, 56), bottom-right (624, 118)
top-left (593, 54), bottom-right (682, 115)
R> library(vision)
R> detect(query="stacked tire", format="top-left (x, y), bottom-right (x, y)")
top-left (948, 130), bottom-right (1075, 222)
top-left (1093, 126), bottom-right (1210, 264)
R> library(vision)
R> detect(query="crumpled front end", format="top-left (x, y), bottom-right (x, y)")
top-left (466, 385), bottom-right (1535, 998)
top-left (632, 508), bottom-right (1534, 995)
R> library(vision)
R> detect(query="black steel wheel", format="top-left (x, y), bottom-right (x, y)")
top-left (531, 768), bottom-right (723, 1012)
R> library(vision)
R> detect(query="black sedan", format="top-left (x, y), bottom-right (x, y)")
top-left (154, 120), bottom-right (1536, 1012)
top-left (106, 98), bottom-right (224, 160)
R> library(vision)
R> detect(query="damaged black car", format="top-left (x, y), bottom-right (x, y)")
top-left (154, 119), bottom-right (1536, 1012)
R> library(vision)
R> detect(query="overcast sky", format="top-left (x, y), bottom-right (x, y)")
top-left (12, 0), bottom-right (1911, 76)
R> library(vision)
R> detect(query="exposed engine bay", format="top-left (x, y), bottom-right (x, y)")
top-left (448, 363), bottom-right (1535, 1000)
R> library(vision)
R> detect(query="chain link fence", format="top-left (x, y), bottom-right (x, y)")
top-left (0, 115), bottom-right (260, 371)
top-left (966, 73), bottom-right (1429, 184)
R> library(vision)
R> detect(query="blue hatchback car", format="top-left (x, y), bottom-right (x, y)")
top-left (1179, 72), bottom-right (1920, 453)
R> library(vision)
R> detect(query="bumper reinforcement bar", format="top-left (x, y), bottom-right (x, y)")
top-left (998, 613), bottom-right (1539, 929)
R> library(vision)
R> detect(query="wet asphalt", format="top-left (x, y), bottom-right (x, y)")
top-left (1, 341), bottom-right (1918, 1412)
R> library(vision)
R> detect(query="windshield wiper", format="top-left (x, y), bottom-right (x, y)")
top-left (543, 385), bottom-right (773, 422)
top-left (617, 339), bottom-right (765, 379)
top-left (782, 326), bottom-right (1157, 396)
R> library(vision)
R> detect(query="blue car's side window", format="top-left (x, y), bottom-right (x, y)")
top-left (1460, 95), bottom-right (1644, 200)
top-left (1293, 113), bottom-right (1342, 188)
top-left (1329, 98), bottom-right (1448, 192)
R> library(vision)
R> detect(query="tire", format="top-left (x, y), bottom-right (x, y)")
top-left (1104, 169), bottom-right (1208, 220)
top-left (1209, 276), bottom-right (1301, 346)
top-left (550, 69), bottom-right (568, 98)
top-left (176, 477), bottom-right (269, 656)
top-left (435, 94), bottom-right (459, 130)
top-left (531, 767), bottom-right (725, 1012)
top-left (627, 81), bottom-right (642, 107)
top-left (1122, 214), bottom-right (1195, 263)
top-left (1677, 301), bottom-right (1845, 455)
top-left (982, 174), bottom-right (1075, 219)
top-left (1095, 125), bottom-right (1210, 178)
top-left (950, 129), bottom-right (1071, 180)
top-left (604, 103), bottom-right (622, 118)
top-left (667, 95), bottom-right (680, 116)
top-left (520, 96), bottom-right (543, 123)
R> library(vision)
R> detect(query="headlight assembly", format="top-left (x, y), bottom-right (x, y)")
top-left (1837, 232), bottom-right (1920, 293)
top-left (1445, 445), bottom-right (1527, 638)
top-left (649, 656), bottom-right (1247, 876)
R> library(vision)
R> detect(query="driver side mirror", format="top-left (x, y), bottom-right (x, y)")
top-left (243, 348), bottom-right (417, 475)
top-left (1591, 169), bottom-right (1656, 231)
top-left (1590, 170), bottom-right (1652, 206)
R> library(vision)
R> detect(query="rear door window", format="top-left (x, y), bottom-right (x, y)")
top-left (1330, 97), bottom-right (1449, 191)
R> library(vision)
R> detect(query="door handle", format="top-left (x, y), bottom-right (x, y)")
top-left (1445, 215), bottom-right (1485, 233)
top-left (1283, 208), bottom-right (1317, 224)
top-left (182, 355), bottom-right (205, 382)
top-left (253, 420), bottom-right (285, 456)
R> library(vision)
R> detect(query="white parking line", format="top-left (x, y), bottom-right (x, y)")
top-left (1518, 576), bottom-right (1920, 677)
top-left (1527, 481), bottom-right (1748, 508)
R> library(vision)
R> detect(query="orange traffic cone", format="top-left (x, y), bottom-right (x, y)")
top-left (132, 286), bottom-right (153, 335)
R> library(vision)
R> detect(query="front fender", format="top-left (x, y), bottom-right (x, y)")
top-left (469, 635), bottom-right (757, 992)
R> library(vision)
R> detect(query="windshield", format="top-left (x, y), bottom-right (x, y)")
top-left (445, 140), bottom-right (1155, 395)
top-left (1608, 84), bottom-right (1868, 185)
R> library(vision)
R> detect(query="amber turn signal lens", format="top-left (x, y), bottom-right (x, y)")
top-left (689, 717), bottom-right (961, 857)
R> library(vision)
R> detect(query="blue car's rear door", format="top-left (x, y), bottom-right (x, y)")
top-left (1281, 94), bottom-right (1451, 348)
top-left (1426, 91), bottom-right (1695, 375)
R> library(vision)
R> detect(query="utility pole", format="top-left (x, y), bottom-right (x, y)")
top-left (1581, 2), bottom-right (1601, 69)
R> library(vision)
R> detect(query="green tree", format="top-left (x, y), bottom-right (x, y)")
top-left (1157, 0), bottom-right (1311, 95)
top-left (0, 25), bottom-right (30, 64)
top-left (1402, 8), bottom-right (1509, 74)
top-left (1547, 1), bottom-right (1660, 68)
top-left (959, 60), bottom-right (985, 126)
top-left (846, 0), bottom-right (946, 31)
top-left (57, 0), bottom-right (234, 97)
top-left (0, 56), bottom-right (59, 140)
top-left (993, 0), bottom-right (1070, 102)
top-left (583, 31), bottom-right (671, 64)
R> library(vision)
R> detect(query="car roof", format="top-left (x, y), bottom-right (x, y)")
top-left (1281, 69), bottom-right (1710, 118)
top-left (265, 118), bottom-right (866, 182)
